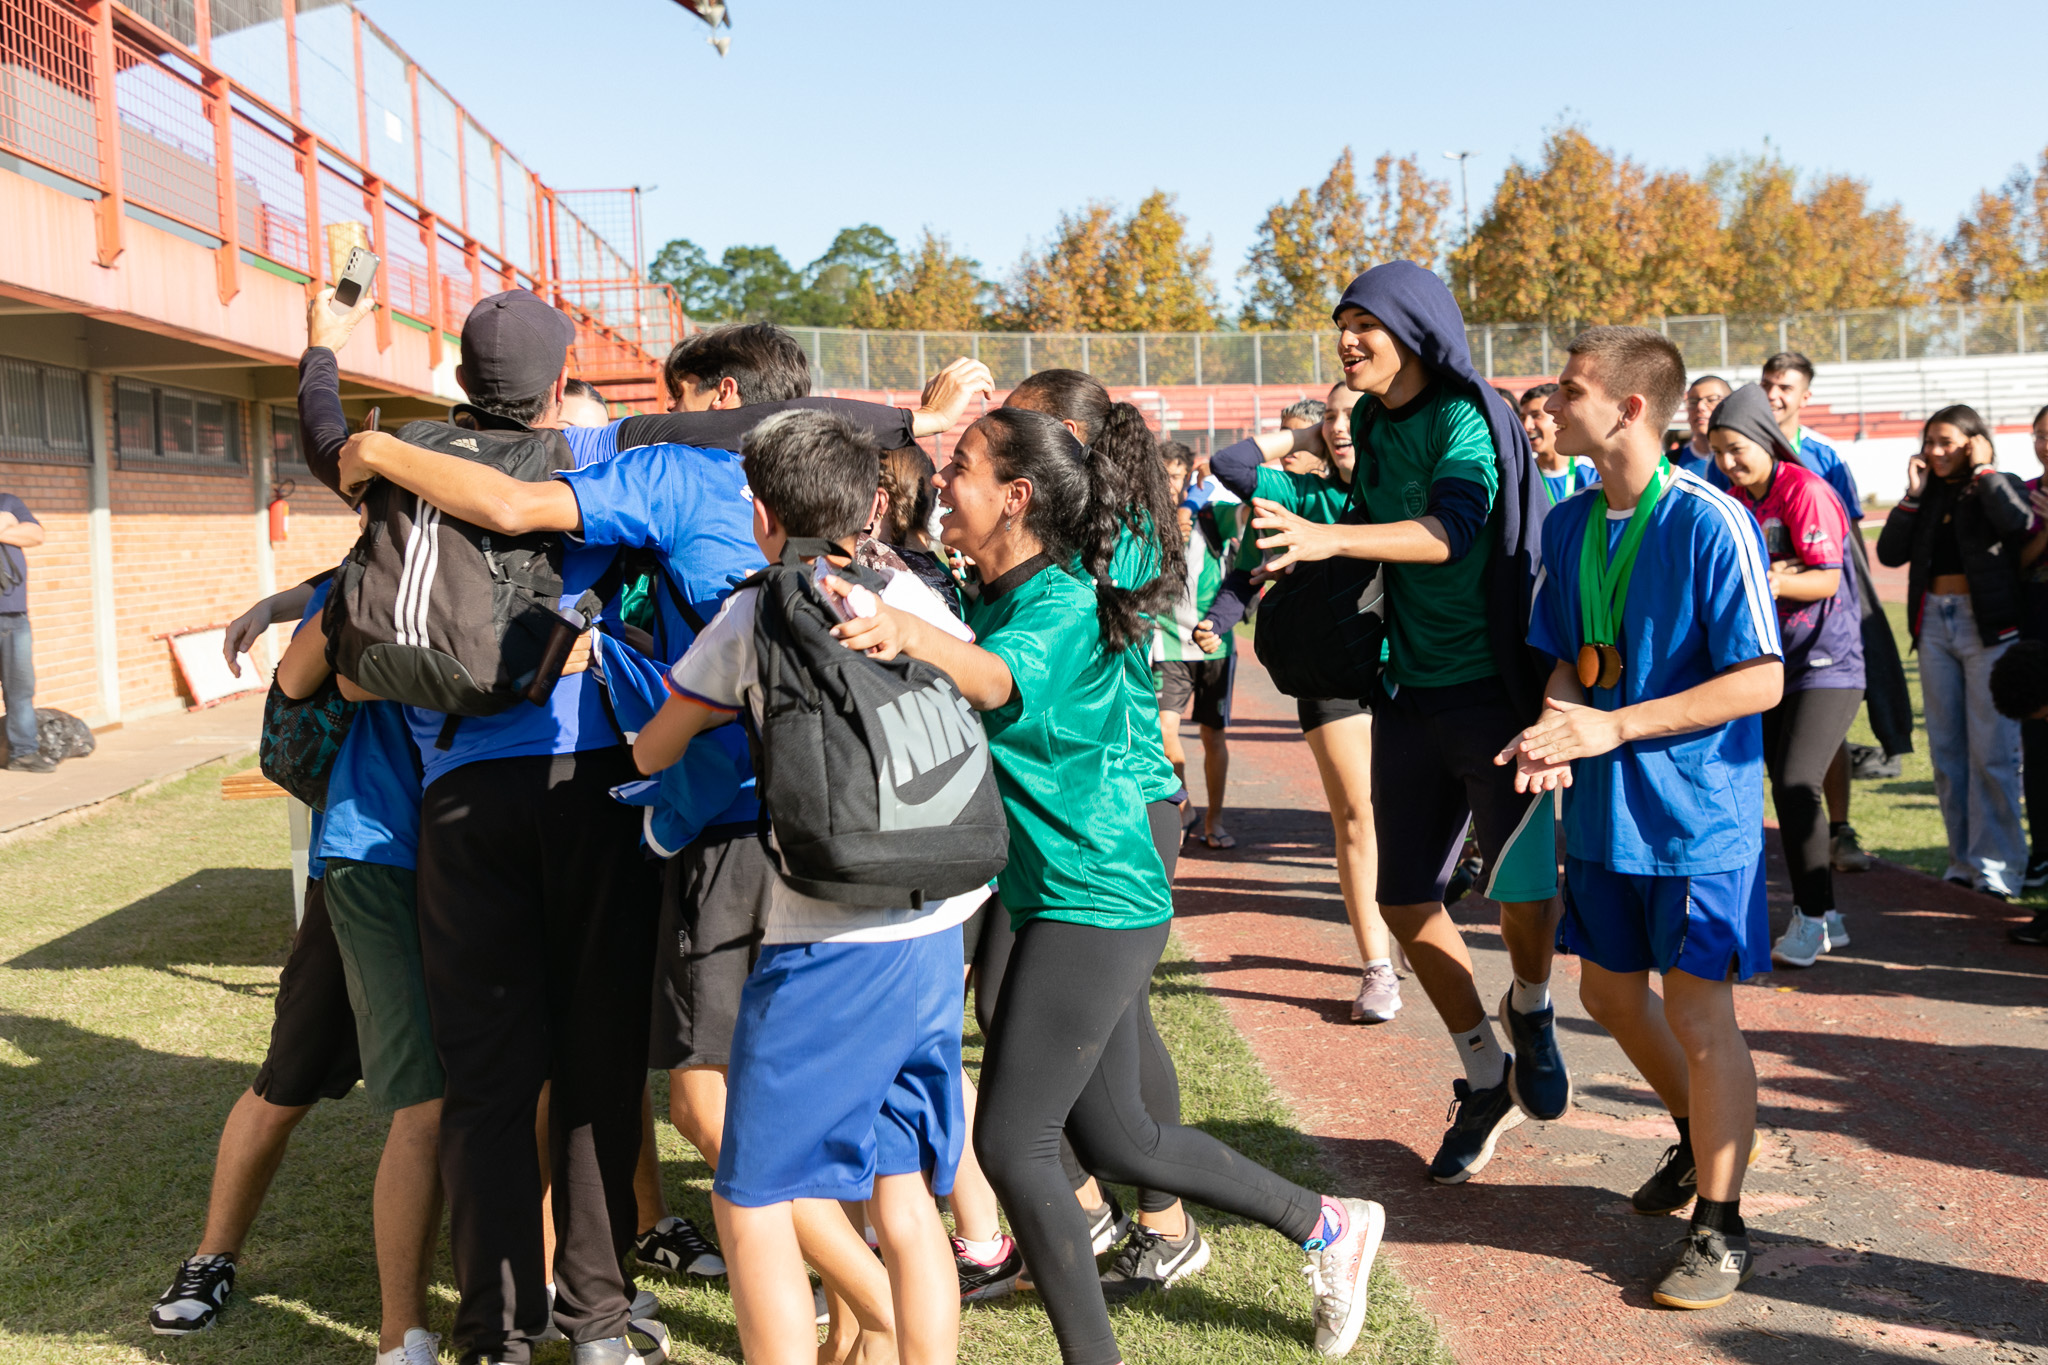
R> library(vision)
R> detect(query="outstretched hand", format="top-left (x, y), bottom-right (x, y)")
top-left (913, 358), bottom-right (996, 436)
top-left (1250, 498), bottom-right (1342, 574)
top-left (1493, 695), bottom-right (1627, 792)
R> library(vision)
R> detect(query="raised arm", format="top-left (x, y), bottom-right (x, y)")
top-left (822, 581), bottom-right (1016, 711)
top-left (299, 287), bottom-right (377, 497)
top-left (336, 431), bottom-right (582, 536)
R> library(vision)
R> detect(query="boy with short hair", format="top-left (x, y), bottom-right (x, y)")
top-left (1505, 325), bottom-right (1782, 1310)
top-left (632, 410), bottom-right (978, 1365)
top-left (1675, 375), bottom-right (1732, 478)
top-left (1154, 441), bottom-right (1237, 848)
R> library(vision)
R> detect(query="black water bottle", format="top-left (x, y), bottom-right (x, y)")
top-left (524, 606), bottom-right (588, 705)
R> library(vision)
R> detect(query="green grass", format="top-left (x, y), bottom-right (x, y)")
top-left (0, 759), bottom-right (1449, 1364)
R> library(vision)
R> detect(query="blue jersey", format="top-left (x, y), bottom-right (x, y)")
top-left (559, 442), bottom-right (767, 831)
top-left (318, 701), bottom-right (424, 870)
top-left (1706, 427), bottom-right (1861, 521)
top-left (1527, 470), bottom-right (1782, 876)
top-left (1540, 460), bottom-right (1600, 505)
top-left (292, 585), bottom-right (333, 880)
top-left (404, 435), bottom-right (621, 788)
top-left (562, 421), bottom-right (619, 467)
top-left (1672, 442), bottom-right (1716, 481)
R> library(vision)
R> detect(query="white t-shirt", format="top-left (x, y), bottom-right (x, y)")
top-left (669, 563), bottom-right (989, 945)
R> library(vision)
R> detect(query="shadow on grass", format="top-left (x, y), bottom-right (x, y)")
top-left (0, 1010), bottom-right (386, 1359)
top-left (5, 867), bottom-right (296, 972)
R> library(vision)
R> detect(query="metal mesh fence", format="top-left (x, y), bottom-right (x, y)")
top-left (113, 39), bottom-right (218, 235)
top-left (231, 101), bottom-right (310, 274)
top-left (0, 0), bottom-right (99, 186)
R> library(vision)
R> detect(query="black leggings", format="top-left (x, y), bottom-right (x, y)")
top-left (977, 916), bottom-right (1321, 1365)
top-left (1761, 687), bottom-right (1863, 914)
top-left (969, 801), bottom-right (1187, 1214)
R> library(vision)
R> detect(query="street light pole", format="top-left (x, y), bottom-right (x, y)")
top-left (1444, 150), bottom-right (1478, 307)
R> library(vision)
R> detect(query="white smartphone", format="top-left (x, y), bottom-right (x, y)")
top-left (331, 247), bottom-right (380, 313)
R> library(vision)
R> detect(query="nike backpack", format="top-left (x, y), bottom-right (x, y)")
top-left (746, 539), bottom-right (1009, 908)
top-left (324, 421), bottom-right (582, 717)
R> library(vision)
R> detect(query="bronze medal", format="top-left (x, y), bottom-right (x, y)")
top-left (1595, 642), bottom-right (1623, 690)
top-left (1576, 644), bottom-right (1601, 690)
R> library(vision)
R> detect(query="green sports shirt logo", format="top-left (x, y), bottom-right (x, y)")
top-left (1401, 480), bottom-right (1428, 518)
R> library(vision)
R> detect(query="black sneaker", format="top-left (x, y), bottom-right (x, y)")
top-left (634, 1215), bottom-right (725, 1278)
top-left (1631, 1143), bottom-right (1698, 1215)
top-left (2025, 859), bottom-right (2048, 890)
top-left (1443, 856), bottom-right (1485, 906)
top-left (149, 1253), bottom-right (235, 1334)
top-left (5, 750), bottom-right (56, 773)
top-left (1634, 1131), bottom-right (1761, 1215)
top-left (1099, 1220), bottom-right (1211, 1302)
top-left (1847, 743), bottom-right (1901, 781)
top-left (1497, 992), bottom-right (1572, 1121)
top-left (1428, 1072), bottom-right (1525, 1184)
top-left (2011, 911), bottom-right (2048, 946)
top-left (1081, 1191), bottom-right (1130, 1255)
top-left (1652, 1227), bottom-right (1756, 1309)
top-left (954, 1235), bottom-right (1025, 1303)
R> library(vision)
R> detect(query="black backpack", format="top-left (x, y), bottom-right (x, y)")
top-left (1252, 411), bottom-right (1390, 701)
top-left (746, 540), bottom-right (1008, 908)
top-left (324, 421), bottom-right (581, 717)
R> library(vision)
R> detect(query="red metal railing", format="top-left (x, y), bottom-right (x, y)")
top-left (0, 0), bottom-right (681, 408)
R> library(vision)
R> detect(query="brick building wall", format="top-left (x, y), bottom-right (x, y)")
top-left (0, 463), bottom-right (95, 718)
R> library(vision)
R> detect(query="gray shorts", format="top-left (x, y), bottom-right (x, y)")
top-left (324, 858), bottom-right (444, 1113)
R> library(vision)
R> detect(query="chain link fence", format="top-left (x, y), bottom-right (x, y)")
top-left (792, 303), bottom-right (2048, 392)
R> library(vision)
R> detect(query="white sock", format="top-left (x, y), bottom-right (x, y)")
top-left (1453, 1021), bottom-right (1507, 1089)
top-left (957, 1234), bottom-right (1006, 1263)
top-left (1362, 957), bottom-right (1392, 972)
top-left (1510, 974), bottom-right (1551, 1015)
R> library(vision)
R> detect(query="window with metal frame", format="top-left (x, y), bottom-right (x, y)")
top-left (115, 380), bottom-right (246, 471)
top-left (0, 357), bottom-right (92, 465)
top-left (269, 404), bottom-right (308, 472)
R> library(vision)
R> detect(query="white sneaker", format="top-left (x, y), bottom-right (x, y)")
top-left (375, 1328), bottom-right (441, 1365)
top-left (1821, 910), bottom-right (1850, 950)
top-left (1301, 1198), bottom-right (1385, 1358)
top-left (1771, 909), bottom-right (1828, 968)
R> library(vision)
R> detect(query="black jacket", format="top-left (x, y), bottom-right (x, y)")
top-left (1876, 468), bottom-right (2031, 647)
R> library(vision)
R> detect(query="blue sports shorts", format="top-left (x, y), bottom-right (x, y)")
top-left (1558, 852), bottom-right (1771, 982)
top-left (714, 926), bottom-right (965, 1207)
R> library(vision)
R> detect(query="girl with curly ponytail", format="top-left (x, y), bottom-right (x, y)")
top-left (827, 406), bottom-right (1383, 1365)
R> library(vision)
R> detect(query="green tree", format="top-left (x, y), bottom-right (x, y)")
top-left (801, 225), bottom-right (902, 327)
top-left (648, 237), bottom-right (729, 319)
top-left (855, 230), bottom-right (990, 331)
top-left (718, 245), bottom-right (804, 322)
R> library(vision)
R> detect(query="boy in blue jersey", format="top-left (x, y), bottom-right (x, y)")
top-left (1502, 326), bottom-right (1784, 1312)
top-left (274, 575), bottom-right (454, 1365)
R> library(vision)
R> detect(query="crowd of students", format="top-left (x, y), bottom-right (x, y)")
top-left (143, 259), bottom-right (2048, 1365)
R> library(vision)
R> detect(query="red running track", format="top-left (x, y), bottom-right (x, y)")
top-left (1170, 656), bottom-right (2048, 1365)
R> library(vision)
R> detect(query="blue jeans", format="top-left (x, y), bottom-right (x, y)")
top-left (0, 613), bottom-right (34, 760)
top-left (1919, 594), bottom-right (2025, 895)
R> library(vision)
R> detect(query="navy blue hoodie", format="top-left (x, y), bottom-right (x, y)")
top-left (1332, 262), bottom-right (1550, 719)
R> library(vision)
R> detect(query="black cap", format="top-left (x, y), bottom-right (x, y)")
top-left (459, 289), bottom-right (577, 405)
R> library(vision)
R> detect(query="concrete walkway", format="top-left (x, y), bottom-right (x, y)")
top-left (0, 695), bottom-right (264, 842)
top-left (1175, 659), bottom-right (2047, 1365)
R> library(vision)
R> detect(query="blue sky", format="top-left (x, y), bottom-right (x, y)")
top-left (358, 0), bottom-right (2048, 310)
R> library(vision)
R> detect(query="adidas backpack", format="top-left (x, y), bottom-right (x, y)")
top-left (324, 420), bottom-right (581, 717)
top-left (747, 539), bottom-right (1009, 908)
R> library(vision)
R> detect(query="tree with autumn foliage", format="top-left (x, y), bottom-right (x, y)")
top-left (1240, 149), bottom-right (1448, 329)
top-left (1938, 147), bottom-right (2048, 302)
top-left (854, 230), bottom-right (991, 330)
top-left (997, 191), bottom-right (1217, 331)
top-left (1717, 155), bottom-right (1919, 314)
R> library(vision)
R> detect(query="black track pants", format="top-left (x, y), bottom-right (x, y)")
top-left (976, 916), bottom-right (1321, 1365)
top-left (417, 750), bottom-right (661, 1364)
top-left (1761, 688), bottom-right (1863, 914)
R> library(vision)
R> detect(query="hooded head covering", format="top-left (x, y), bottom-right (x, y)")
top-left (1330, 261), bottom-right (1550, 718)
top-left (1707, 383), bottom-right (1794, 463)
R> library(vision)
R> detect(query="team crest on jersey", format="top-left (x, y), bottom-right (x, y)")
top-left (1402, 481), bottom-right (1427, 517)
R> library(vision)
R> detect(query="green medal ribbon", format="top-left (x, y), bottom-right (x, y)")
top-left (1575, 457), bottom-right (1671, 691)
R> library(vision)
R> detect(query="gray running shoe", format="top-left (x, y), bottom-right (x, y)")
top-left (1652, 1227), bottom-right (1755, 1309)
top-left (1771, 909), bottom-right (1827, 967)
top-left (1302, 1198), bottom-right (1385, 1357)
top-left (1350, 962), bottom-right (1402, 1023)
top-left (1830, 826), bottom-right (1873, 872)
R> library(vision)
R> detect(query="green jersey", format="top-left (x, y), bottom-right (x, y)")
top-left (967, 559), bottom-right (1173, 932)
top-left (1351, 383), bottom-right (1499, 689)
top-left (1105, 525), bottom-right (1181, 802)
top-left (1232, 464), bottom-right (1353, 573)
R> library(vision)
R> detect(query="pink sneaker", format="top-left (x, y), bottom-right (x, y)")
top-left (1303, 1198), bottom-right (1385, 1357)
top-left (1350, 963), bottom-right (1402, 1023)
